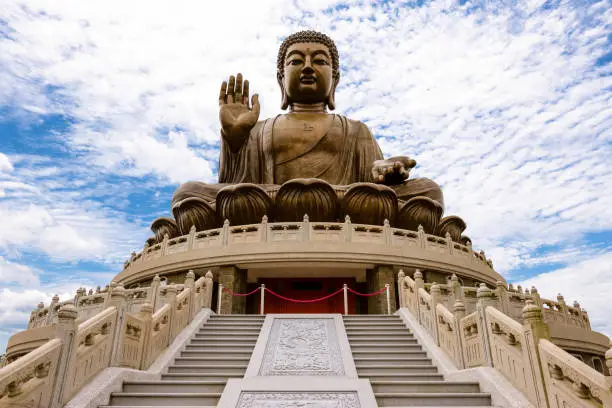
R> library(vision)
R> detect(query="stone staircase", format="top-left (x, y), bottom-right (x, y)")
top-left (343, 315), bottom-right (492, 407)
top-left (100, 314), bottom-right (264, 407)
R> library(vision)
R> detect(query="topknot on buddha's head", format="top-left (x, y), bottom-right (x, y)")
top-left (277, 30), bottom-right (340, 80)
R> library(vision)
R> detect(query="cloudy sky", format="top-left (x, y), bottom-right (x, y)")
top-left (1, 0), bottom-right (611, 351)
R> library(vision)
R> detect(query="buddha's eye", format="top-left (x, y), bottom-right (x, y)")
top-left (314, 59), bottom-right (328, 65)
top-left (288, 59), bottom-right (302, 65)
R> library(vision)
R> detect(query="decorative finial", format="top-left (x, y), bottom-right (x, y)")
top-left (190, 224), bottom-right (196, 233)
top-left (418, 224), bottom-right (424, 232)
top-left (445, 232), bottom-right (451, 240)
top-left (384, 219), bottom-right (390, 227)
top-left (224, 219), bottom-right (230, 226)
top-left (398, 269), bottom-right (405, 279)
top-left (303, 214), bottom-right (309, 222)
top-left (451, 274), bottom-right (459, 283)
top-left (477, 283), bottom-right (493, 298)
top-left (186, 270), bottom-right (195, 279)
top-left (414, 269), bottom-right (423, 280)
top-left (262, 215), bottom-right (268, 223)
top-left (345, 215), bottom-right (351, 223)
top-left (205, 270), bottom-right (213, 279)
top-left (453, 299), bottom-right (466, 313)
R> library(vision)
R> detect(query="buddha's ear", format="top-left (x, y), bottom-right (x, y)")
top-left (277, 72), bottom-right (289, 110)
top-left (327, 73), bottom-right (340, 111)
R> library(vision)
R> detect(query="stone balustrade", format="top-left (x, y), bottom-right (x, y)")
top-left (398, 270), bottom-right (612, 408)
top-left (117, 218), bottom-right (501, 287)
top-left (0, 271), bottom-right (214, 408)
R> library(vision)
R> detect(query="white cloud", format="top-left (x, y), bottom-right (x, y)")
top-left (0, 153), bottom-right (13, 173)
top-left (0, 256), bottom-right (40, 286)
top-left (520, 253), bottom-right (612, 338)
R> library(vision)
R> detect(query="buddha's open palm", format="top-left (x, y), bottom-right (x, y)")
top-left (372, 156), bottom-right (417, 185)
top-left (219, 73), bottom-right (260, 150)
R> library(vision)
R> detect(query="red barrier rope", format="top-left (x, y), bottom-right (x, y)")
top-left (264, 287), bottom-right (344, 303)
top-left (347, 287), bottom-right (387, 297)
top-left (223, 286), bottom-right (261, 297)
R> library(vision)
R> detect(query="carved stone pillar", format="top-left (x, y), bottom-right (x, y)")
top-left (218, 265), bottom-right (247, 314)
top-left (51, 303), bottom-right (78, 408)
top-left (367, 265), bottom-right (396, 314)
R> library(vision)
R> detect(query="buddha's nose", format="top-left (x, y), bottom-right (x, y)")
top-left (302, 65), bottom-right (314, 74)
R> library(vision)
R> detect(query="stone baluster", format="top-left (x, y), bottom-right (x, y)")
top-left (344, 215), bottom-right (352, 242)
top-left (453, 299), bottom-right (467, 369)
top-left (530, 286), bottom-right (542, 308)
top-left (383, 219), bottom-right (392, 245)
top-left (450, 274), bottom-right (463, 305)
top-left (476, 283), bottom-right (494, 366)
top-left (46, 294), bottom-right (60, 326)
top-left (302, 214), bottom-right (310, 241)
top-left (203, 270), bottom-right (214, 309)
top-left (139, 302), bottom-right (154, 370)
top-left (521, 300), bottom-right (550, 408)
top-left (188, 225), bottom-right (197, 250)
top-left (556, 293), bottom-right (569, 324)
top-left (261, 215), bottom-right (268, 242)
top-left (397, 270), bottom-right (405, 309)
top-left (414, 269), bottom-right (424, 323)
top-left (222, 219), bottom-right (230, 247)
top-left (185, 270), bottom-right (196, 321)
top-left (148, 275), bottom-right (161, 311)
top-left (430, 282), bottom-right (441, 345)
top-left (495, 280), bottom-right (509, 314)
top-left (161, 233), bottom-right (170, 255)
top-left (445, 232), bottom-right (453, 254)
top-left (50, 303), bottom-right (78, 408)
top-left (417, 225), bottom-right (426, 248)
top-left (165, 285), bottom-right (178, 345)
top-left (108, 283), bottom-right (127, 367)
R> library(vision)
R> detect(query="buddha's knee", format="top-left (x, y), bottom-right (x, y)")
top-left (394, 177), bottom-right (444, 208)
top-left (172, 181), bottom-right (225, 206)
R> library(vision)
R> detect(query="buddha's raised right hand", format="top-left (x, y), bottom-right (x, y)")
top-left (219, 73), bottom-right (260, 151)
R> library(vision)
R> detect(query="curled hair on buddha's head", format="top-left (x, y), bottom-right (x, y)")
top-left (276, 30), bottom-right (340, 110)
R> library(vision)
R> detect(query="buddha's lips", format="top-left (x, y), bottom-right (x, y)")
top-left (300, 76), bottom-right (316, 84)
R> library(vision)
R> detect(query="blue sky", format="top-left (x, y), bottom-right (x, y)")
top-left (1, 0), bottom-right (611, 352)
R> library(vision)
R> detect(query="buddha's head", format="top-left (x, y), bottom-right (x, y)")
top-left (277, 30), bottom-right (340, 110)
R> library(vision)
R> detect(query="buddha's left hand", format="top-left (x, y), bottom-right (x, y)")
top-left (372, 156), bottom-right (417, 185)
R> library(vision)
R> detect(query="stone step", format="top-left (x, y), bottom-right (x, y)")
top-left (349, 337), bottom-right (418, 343)
top-left (352, 350), bottom-right (428, 359)
top-left (355, 357), bottom-right (433, 367)
top-left (346, 330), bottom-right (413, 336)
top-left (184, 345), bottom-right (256, 352)
top-left (344, 321), bottom-right (407, 327)
top-left (209, 316), bottom-right (265, 320)
top-left (173, 356), bottom-right (250, 366)
top-left (371, 381), bottom-right (481, 394)
top-left (349, 343), bottom-right (423, 351)
top-left (190, 336), bottom-right (259, 343)
top-left (375, 392), bottom-right (491, 407)
top-left (181, 350), bottom-right (253, 358)
top-left (109, 392), bottom-right (220, 406)
top-left (357, 365), bottom-right (438, 375)
top-left (168, 364), bottom-right (247, 374)
top-left (122, 381), bottom-right (226, 393)
top-left (201, 323), bottom-right (264, 328)
top-left (194, 331), bottom-right (261, 336)
top-left (344, 315), bottom-right (399, 318)
top-left (100, 406), bottom-right (215, 408)
top-left (161, 373), bottom-right (243, 382)
top-left (362, 373), bottom-right (444, 382)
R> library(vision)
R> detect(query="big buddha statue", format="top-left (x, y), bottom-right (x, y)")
top-left (152, 31), bottom-right (467, 245)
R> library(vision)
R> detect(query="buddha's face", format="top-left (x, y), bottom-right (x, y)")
top-left (283, 42), bottom-right (334, 105)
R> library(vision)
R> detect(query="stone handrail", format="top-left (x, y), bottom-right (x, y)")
top-left (417, 287), bottom-right (436, 339)
top-left (460, 311), bottom-right (487, 368)
top-left (397, 270), bottom-right (612, 408)
top-left (436, 303), bottom-right (463, 368)
top-left (63, 306), bottom-right (118, 401)
top-left (119, 219), bottom-right (501, 287)
top-left (1, 270), bottom-right (215, 408)
top-left (485, 306), bottom-right (543, 406)
top-left (0, 338), bottom-right (62, 407)
top-left (117, 312), bottom-right (146, 369)
top-left (539, 339), bottom-right (612, 407)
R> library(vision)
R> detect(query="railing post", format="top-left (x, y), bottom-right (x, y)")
top-left (51, 303), bottom-right (78, 408)
top-left (165, 285), bottom-right (178, 345)
top-left (217, 284), bottom-right (224, 314)
top-left (203, 271), bottom-right (214, 309)
top-left (108, 283), bottom-right (127, 366)
top-left (344, 215), bottom-right (352, 242)
top-left (385, 284), bottom-right (391, 315)
top-left (397, 270), bottom-right (405, 309)
top-left (161, 233), bottom-right (170, 255)
top-left (261, 215), bottom-right (268, 242)
top-left (476, 283), bottom-right (494, 366)
top-left (302, 214), bottom-right (310, 241)
top-left (185, 270), bottom-right (196, 322)
top-left (414, 269), bottom-right (424, 323)
top-left (430, 283), bottom-right (441, 345)
top-left (606, 346), bottom-right (612, 390)
top-left (522, 300), bottom-right (550, 408)
top-left (343, 284), bottom-right (349, 315)
top-left (495, 280), bottom-right (509, 314)
top-left (222, 219), bottom-right (230, 247)
top-left (383, 219), bottom-right (392, 246)
top-left (453, 300), bottom-right (467, 369)
top-left (260, 284), bottom-right (265, 315)
top-left (148, 275), bottom-right (161, 311)
top-left (139, 302), bottom-right (153, 370)
top-left (417, 225), bottom-right (426, 248)
top-left (188, 225), bottom-right (196, 250)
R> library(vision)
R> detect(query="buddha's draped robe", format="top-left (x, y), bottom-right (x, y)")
top-left (172, 115), bottom-right (443, 208)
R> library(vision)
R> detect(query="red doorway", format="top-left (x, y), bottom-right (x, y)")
top-left (260, 278), bottom-right (356, 314)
